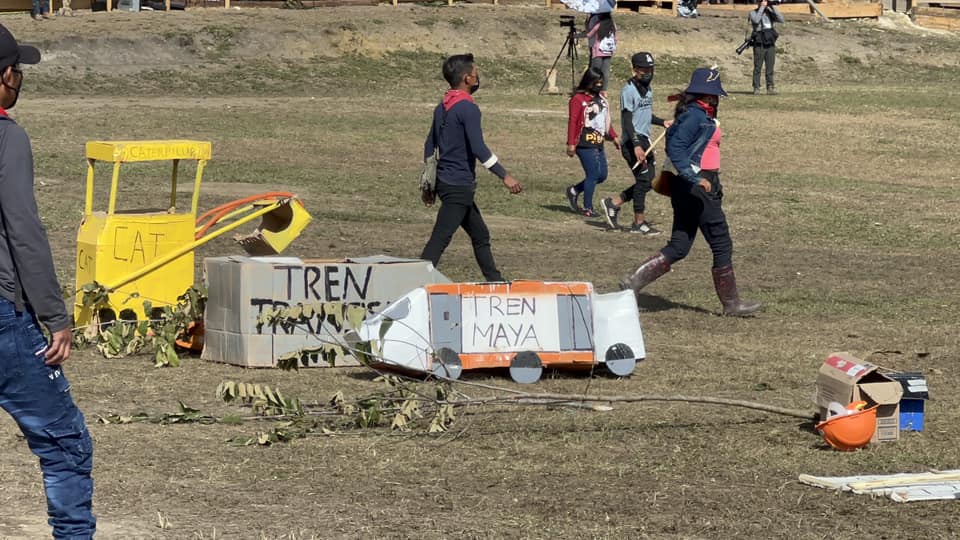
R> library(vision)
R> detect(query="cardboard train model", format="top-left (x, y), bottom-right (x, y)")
top-left (357, 281), bottom-right (645, 384)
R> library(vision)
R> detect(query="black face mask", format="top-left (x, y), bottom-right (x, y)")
top-left (469, 75), bottom-right (481, 95)
top-left (1, 71), bottom-right (21, 110)
top-left (592, 83), bottom-right (603, 94)
top-left (636, 74), bottom-right (653, 86)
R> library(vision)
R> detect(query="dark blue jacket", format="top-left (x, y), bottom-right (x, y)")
top-left (665, 103), bottom-right (717, 187)
top-left (424, 98), bottom-right (505, 186)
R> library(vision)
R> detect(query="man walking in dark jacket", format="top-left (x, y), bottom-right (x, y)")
top-left (0, 24), bottom-right (96, 539)
top-left (421, 53), bottom-right (523, 281)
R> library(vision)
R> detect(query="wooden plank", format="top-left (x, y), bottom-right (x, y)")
top-left (914, 4), bottom-right (960, 11)
top-left (914, 13), bottom-right (960, 28)
top-left (1, 0), bottom-right (91, 10)
top-left (819, 2), bottom-right (882, 16)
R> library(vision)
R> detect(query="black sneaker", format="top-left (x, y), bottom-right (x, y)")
top-left (629, 222), bottom-right (662, 236)
top-left (565, 186), bottom-right (580, 213)
top-left (600, 197), bottom-right (620, 229)
top-left (582, 208), bottom-right (599, 218)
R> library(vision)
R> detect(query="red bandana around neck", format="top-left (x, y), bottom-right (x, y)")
top-left (442, 89), bottom-right (475, 111)
top-left (695, 99), bottom-right (716, 118)
top-left (0, 106), bottom-right (7, 117)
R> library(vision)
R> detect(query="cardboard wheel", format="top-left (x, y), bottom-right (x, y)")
top-left (604, 343), bottom-right (636, 377)
top-left (509, 351), bottom-right (543, 384)
top-left (432, 347), bottom-right (463, 380)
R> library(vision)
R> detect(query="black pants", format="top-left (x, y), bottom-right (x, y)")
top-left (420, 181), bottom-right (504, 282)
top-left (618, 138), bottom-right (657, 214)
top-left (753, 44), bottom-right (776, 90)
top-left (659, 170), bottom-right (733, 268)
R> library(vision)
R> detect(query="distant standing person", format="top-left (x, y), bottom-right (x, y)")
top-left (620, 68), bottom-right (761, 317)
top-left (585, 1), bottom-right (617, 91)
top-left (564, 67), bottom-right (620, 218)
top-left (421, 53), bottom-right (523, 282)
top-left (32, 0), bottom-right (53, 20)
top-left (601, 52), bottom-right (672, 235)
top-left (0, 24), bottom-right (96, 538)
top-left (749, 0), bottom-right (784, 95)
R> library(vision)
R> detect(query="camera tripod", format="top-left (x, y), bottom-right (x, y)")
top-left (539, 25), bottom-right (583, 96)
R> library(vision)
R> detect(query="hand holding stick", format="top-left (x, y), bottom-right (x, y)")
top-left (632, 129), bottom-right (668, 171)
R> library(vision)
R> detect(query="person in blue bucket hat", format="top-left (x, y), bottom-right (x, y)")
top-left (619, 67), bottom-right (762, 317)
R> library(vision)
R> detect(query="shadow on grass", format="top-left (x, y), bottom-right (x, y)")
top-left (637, 292), bottom-right (715, 315)
top-left (541, 204), bottom-right (579, 215)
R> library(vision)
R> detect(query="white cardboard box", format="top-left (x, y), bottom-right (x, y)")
top-left (201, 255), bottom-right (449, 367)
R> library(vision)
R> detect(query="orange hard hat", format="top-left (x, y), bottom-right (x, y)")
top-left (816, 404), bottom-right (878, 451)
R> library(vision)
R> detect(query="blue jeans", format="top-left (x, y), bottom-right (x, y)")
top-left (0, 298), bottom-right (95, 539)
top-left (573, 146), bottom-right (608, 211)
top-left (32, 0), bottom-right (50, 15)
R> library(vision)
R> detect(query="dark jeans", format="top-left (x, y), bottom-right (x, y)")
top-left (660, 170), bottom-right (733, 268)
top-left (619, 138), bottom-right (657, 214)
top-left (572, 146), bottom-right (608, 211)
top-left (0, 298), bottom-right (95, 539)
top-left (32, 0), bottom-right (50, 15)
top-left (753, 45), bottom-right (776, 90)
top-left (421, 181), bottom-right (504, 282)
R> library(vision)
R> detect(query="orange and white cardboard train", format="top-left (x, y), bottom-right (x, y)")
top-left (357, 281), bottom-right (645, 384)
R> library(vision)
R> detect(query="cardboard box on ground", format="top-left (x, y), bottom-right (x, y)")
top-left (814, 352), bottom-right (904, 442)
top-left (201, 255), bottom-right (450, 368)
top-left (885, 371), bottom-right (930, 432)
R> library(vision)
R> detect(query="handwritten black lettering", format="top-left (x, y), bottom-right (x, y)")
top-left (344, 266), bottom-right (372, 300)
top-left (324, 266), bottom-right (340, 300)
top-left (304, 266), bottom-right (322, 300)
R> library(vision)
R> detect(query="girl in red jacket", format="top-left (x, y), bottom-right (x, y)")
top-left (565, 67), bottom-right (621, 218)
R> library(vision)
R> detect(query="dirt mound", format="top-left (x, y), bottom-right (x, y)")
top-left (5, 5), bottom-right (958, 82)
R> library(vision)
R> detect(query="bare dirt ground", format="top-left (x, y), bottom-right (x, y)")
top-left (0, 5), bottom-right (959, 539)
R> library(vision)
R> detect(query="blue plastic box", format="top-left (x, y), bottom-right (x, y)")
top-left (886, 372), bottom-right (929, 432)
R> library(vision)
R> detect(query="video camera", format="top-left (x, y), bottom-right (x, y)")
top-left (736, 32), bottom-right (757, 55)
top-left (560, 15), bottom-right (577, 29)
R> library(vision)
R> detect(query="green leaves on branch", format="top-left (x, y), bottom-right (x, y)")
top-left (74, 283), bottom-right (207, 367)
top-left (217, 381), bottom-right (303, 417)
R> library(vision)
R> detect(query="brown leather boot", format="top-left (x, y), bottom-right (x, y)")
top-left (619, 252), bottom-right (671, 294)
top-left (712, 265), bottom-right (762, 317)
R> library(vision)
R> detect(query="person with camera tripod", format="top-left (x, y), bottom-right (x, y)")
top-left (585, 0), bottom-right (617, 91)
top-left (749, 0), bottom-right (784, 95)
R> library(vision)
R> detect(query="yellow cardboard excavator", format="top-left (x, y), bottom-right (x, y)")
top-left (74, 140), bottom-right (312, 327)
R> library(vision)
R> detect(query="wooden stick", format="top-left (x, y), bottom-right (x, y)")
top-left (632, 129), bottom-right (667, 171)
top-left (848, 472), bottom-right (960, 491)
top-left (806, 0), bottom-right (832, 22)
top-left (448, 392), bottom-right (815, 420)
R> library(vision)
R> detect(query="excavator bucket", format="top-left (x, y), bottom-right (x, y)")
top-left (234, 198), bottom-right (313, 256)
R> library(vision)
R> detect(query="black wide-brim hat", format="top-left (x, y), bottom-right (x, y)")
top-left (0, 24), bottom-right (41, 70)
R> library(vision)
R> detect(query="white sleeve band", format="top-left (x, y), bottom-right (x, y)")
top-left (481, 154), bottom-right (499, 169)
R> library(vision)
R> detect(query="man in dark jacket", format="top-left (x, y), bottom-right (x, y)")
top-left (0, 24), bottom-right (96, 539)
top-left (421, 53), bottom-right (522, 281)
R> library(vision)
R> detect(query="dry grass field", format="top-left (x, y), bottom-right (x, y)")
top-left (0, 5), bottom-right (959, 539)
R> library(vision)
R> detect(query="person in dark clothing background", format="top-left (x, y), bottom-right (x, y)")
top-left (749, 0), bottom-right (785, 95)
top-left (0, 23), bottom-right (96, 539)
top-left (619, 68), bottom-right (761, 317)
top-left (421, 53), bottom-right (523, 282)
